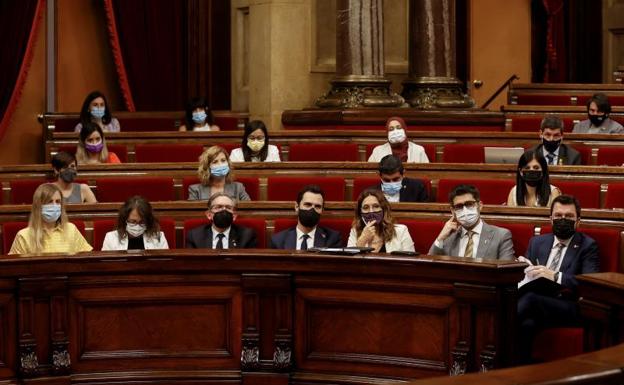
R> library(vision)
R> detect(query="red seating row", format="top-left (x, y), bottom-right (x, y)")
top-left (52, 116), bottom-right (244, 132)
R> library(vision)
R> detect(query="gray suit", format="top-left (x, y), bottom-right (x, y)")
top-left (572, 118), bottom-right (624, 134)
top-left (188, 182), bottom-right (250, 201)
top-left (428, 221), bottom-right (515, 260)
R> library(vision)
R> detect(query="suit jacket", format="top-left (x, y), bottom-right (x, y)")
top-left (187, 182), bottom-right (250, 201)
top-left (428, 221), bottom-right (515, 260)
top-left (529, 143), bottom-right (581, 165)
top-left (572, 118), bottom-right (624, 134)
top-left (102, 231), bottom-right (169, 251)
top-left (185, 223), bottom-right (257, 249)
top-left (373, 177), bottom-right (429, 202)
top-left (270, 225), bottom-right (342, 249)
top-left (347, 224), bottom-right (415, 253)
top-left (525, 232), bottom-right (600, 290)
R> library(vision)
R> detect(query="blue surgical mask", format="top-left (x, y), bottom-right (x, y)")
top-left (210, 164), bottom-right (230, 177)
top-left (381, 180), bottom-right (402, 195)
top-left (41, 203), bottom-right (62, 223)
top-left (192, 111), bottom-right (207, 124)
top-left (91, 107), bottom-right (105, 119)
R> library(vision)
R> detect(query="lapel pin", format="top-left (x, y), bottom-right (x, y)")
top-left (573, 244), bottom-right (579, 248)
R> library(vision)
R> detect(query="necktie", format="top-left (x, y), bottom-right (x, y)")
top-left (300, 234), bottom-right (310, 250)
top-left (548, 243), bottom-right (565, 270)
top-left (215, 233), bottom-right (225, 249)
top-left (546, 153), bottom-right (555, 165)
top-left (464, 231), bottom-right (474, 258)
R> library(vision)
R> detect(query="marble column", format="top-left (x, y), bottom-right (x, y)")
top-left (401, 0), bottom-right (473, 108)
top-left (316, 0), bottom-right (403, 108)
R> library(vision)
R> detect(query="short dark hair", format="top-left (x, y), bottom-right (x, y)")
top-left (296, 184), bottom-right (325, 206)
top-left (51, 151), bottom-right (77, 171)
top-left (79, 90), bottom-right (112, 126)
top-left (449, 184), bottom-right (480, 204)
top-left (540, 115), bottom-right (564, 132)
top-left (587, 93), bottom-right (611, 114)
top-left (378, 155), bottom-right (404, 175)
top-left (184, 96), bottom-right (213, 128)
top-left (550, 194), bottom-right (581, 217)
top-left (116, 195), bottom-right (161, 240)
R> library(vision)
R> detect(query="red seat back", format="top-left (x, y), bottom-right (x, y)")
top-left (352, 177), bottom-right (380, 200)
top-left (93, 219), bottom-right (116, 251)
top-left (508, 116), bottom-right (582, 132)
top-left (401, 220), bottom-right (445, 255)
top-left (2, 221), bottom-right (28, 254)
top-left (289, 143), bottom-right (359, 162)
top-left (513, 94), bottom-right (574, 106)
top-left (365, 143), bottom-right (436, 163)
top-left (436, 179), bottom-right (515, 205)
top-left (57, 144), bottom-right (128, 163)
top-left (96, 177), bottom-right (175, 202)
top-left (597, 147), bottom-right (624, 166)
top-left (135, 144), bottom-right (204, 163)
top-left (267, 177), bottom-right (345, 201)
top-left (442, 144), bottom-right (487, 163)
top-left (605, 183), bottom-right (624, 209)
top-left (489, 222), bottom-right (535, 257)
top-left (532, 328), bottom-right (584, 362)
top-left (10, 179), bottom-right (48, 204)
top-left (214, 116), bottom-right (243, 131)
top-left (552, 181), bottom-right (601, 209)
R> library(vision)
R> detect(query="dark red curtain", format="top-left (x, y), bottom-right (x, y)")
top-left (542, 0), bottom-right (566, 82)
top-left (0, 0), bottom-right (44, 141)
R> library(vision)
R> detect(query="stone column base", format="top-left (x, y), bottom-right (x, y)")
top-left (401, 77), bottom-right (475, 109)
top-left (316, 76), bottom-right (405, 108)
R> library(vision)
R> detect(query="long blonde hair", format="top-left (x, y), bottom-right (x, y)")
top-left (197, 146), bottom-right (233, 185)
top-left (28, 184), bottom-right (69, 252)
top-left (76, 122), bottom-right (110, 163)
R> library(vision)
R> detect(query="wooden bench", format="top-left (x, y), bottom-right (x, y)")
top-left (508, 83), bottom-right (624, 106)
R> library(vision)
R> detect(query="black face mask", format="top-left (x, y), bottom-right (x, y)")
top-left (521, 170), bottom-right (543, 187)
top-left (212, 210), bottom-right (233, 229)
top-left (542, 138), bottom-right (561, 153)
top-left (552, 218), bottom-right (576, 240)
top-left (59, 168), bottom-right (77, 183)
top-left (298, 207), bottom-right (320, 228)
top-left (588, 114), bottom-right (606, 127)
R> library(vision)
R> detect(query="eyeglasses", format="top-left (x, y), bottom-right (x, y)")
top-left (210, 204), bottom-right (234, 212)
top-left (451, 200), bottom-right (478, 211)
top-left (552, 213), bottom-right (576, 220)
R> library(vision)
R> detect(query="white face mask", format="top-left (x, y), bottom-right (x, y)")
top-left (388, 129), bottom-right (406, 144)
top-left (455, 206), bottom-right (480, 228)
top-left (126, 223), bottom-right (146, 238)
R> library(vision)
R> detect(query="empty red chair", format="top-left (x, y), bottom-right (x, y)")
top-left (10, 179), bottom-right (48, 204)
top-left (489, 222), bottom-right (535, 257)
top-left (436, 179), bottom-right (515, 205)
top-left (365, 143), bottom-right (436, 162)
top-left (96, 177), bottom-right (175, 202)
top-left (442, 144), bottom-right (487, 163)
top-left (572, 144), bottom-right (592, 165)
top-left (267, 177), bottom-right (345, 201)
top-left (532, 328), bottom-right (584, 362)
top-left (2, 221), bottom-right (28, 254)
top-left (54, 118), bottom-right (80, 132)
top-left (182, 176), bottom-right (259, 200)
top-left (401, 220), bottom-right (445, 255)
top-left (289, 143), bottom-right (359, 162)
top-left (513, 94), bottom-right (573, 106)
top-left (605, 183), bottom-right (624, 209)
top-left (135, 144), bottom-right (204, 163)
top-left (118, 117), bottom-right (176, 132)
top-left (214, 116), bottom-right (243, 131)
top-left (596, 147), bottom-right (624, 166)
top-left (552, 181), bottom-right (601, 209)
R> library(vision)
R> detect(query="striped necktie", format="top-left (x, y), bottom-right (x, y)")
top-left (548, 243), bottom-right (565, 270)
top-left (464, 231), bottom-right (475, 258)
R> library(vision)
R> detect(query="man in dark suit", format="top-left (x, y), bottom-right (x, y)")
top-left (186, 192), bottom-right (257, 249)
top-left (270, 184), bottom-right (342, 250)
top-left (529, 115), bottom-right (581, 165)
top-left (517, 194), bottom-right (600, 364)
top-left (368, 154), bottom-right (428, 202)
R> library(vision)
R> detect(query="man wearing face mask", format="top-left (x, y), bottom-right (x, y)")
top-left (573, 93), bottom-right (624, 134)
top-left (368, 117), bottom-right (429, 163)
top-left (367, 155), bottom-right (428, 202)
top-left (270, 185), bottom-right (342, 250)
top-left (186, 193), bottom-right (256, 249)
top-left (429, 184), bottom-right (514, 260)
top-left (516, 195), bottom-right (600, 364)
top-left (529, 115), bottom-right (581, 165)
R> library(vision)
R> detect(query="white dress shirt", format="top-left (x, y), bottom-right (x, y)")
top-left (295, 227), bottom-right (316, 250)
top-left (211, 226), bottom-right (232, 249)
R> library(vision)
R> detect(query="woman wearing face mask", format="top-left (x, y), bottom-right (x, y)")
top-left (368, 116), bottom-right (429, 163)
top-left (188, 146), bottom-right (250, 201)
top-left (229, 120), bottom-right (281, 162)
top-left (179, 97), bottom-right (220, 132)
top-left (101, 196), bottom-right (168, 250)
top-left (347, 189), bottom-right (415, 253)
top-left (51, 151), bottom-right (97, 204)
top-left (9, 184), bottom-right (92, 254)
top-left (76, 122), bottom-right (121, 164)
top-left (74, 91), bottom-right (120, 133)
top-left (507, 149), bottom-right (561, 207)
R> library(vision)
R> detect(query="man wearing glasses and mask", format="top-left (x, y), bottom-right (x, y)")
top-left (186, 192), bottom-right (257, 249)
top-left (429, 184), bottom-right (515, 260)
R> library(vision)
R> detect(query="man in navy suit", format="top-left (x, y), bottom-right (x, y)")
top-left (270, 185), bottom-right (342, 250)
top-left (517, 194), bottom-right (600, 364)
top-left (368, 154), bottom-right (428, 202)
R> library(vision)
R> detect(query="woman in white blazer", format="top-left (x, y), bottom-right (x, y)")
top-left (102, 196), bottom-right (169, 250)
top-left (229, 120), bottom-right (281, 162)
top-left (347, 189), bottom-right (415, 253)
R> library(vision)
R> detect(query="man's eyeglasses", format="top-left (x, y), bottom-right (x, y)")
top-left (210, 204), bottom-right (234, 212)
top-left (452, 200), bottom-right (478, 211)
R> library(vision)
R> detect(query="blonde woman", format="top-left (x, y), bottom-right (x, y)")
top-left (188, 146), bottom-right (250, 201)
top-left (9, 184), bottom-right (92, 254)
top-left (76, 122), bottom-right (121, 164)
top-left (347, 189), bottom-right (414, 253)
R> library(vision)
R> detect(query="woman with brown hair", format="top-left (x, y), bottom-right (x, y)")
top-left (102, 196), bottom-right (168, 250)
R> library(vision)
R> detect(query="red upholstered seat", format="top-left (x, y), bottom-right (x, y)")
top-left (54, 118), bottom-right (80, 132)
top-left (267, 177), bottom-right (345, 201)
top-left (552, 180), bottom-right (601, 209)
top-left (442, 144), bottom-right (487, 163)
top-left (436, 179), bottom-right (515, 205)
top-left (56, 144), bottom-right (128, 162)
top-left (400, 220), bottom-right (445, 255)
top-left (2, 220), bottom-right (85, 254)
top-left (10, 179), bottom-right (48, 204)
top-left (135, 144), bottom-right (204, 163)
top-left (96, 177), bottom-right (175, 202)
top-left (118, 117), bottom-right (176, 131)
top-left (182, 217), bottom-right (266, 248)
top-left (596, 147), bottom-right (624, 166)
top-left (573, 145), bottom-right (592, 165)
top-left (183, 218), bottom-right (207, 247)
top-left (508, 116), bottom-right (582, 132)
top-left (365, 143), bottom-right (436, 162)
top-left (282, 124), bottom-right (501, 131)
top-left (532, 328), bottom-right (584, 362)
top-left (289, 143), bottom-right (359, 162)
top-left (181, 176), bottom-right (259, 200)
top-left (513, 94), bottom-right (574, 105)
top-left (605, 183), bottom-right (624, 209)
top-left (489, 222), bottom-right (535, 257)
top-left (93, 218), bottom-right (176, 250)
top-left (273, 217), bottom-right (352, 246)
top-left (214, 117), bottom-right (242, 131)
